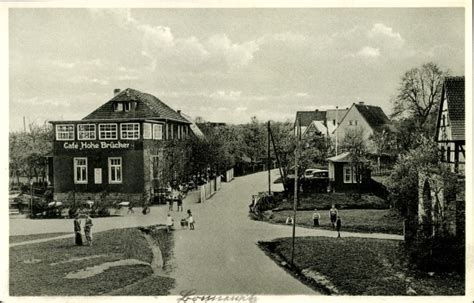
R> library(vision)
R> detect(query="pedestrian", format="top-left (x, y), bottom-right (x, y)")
top-left (73, 215), bottom-right (83, 246)
top-left (187, 212), bottom-right (195, 230)
top-left (329, 204), bottom-right (338, 228)
top-left (127, 202), bottom-right (134, 214)
top-left (177, 191), bottom-right (184, 212)
top-left (166, 213), bottom-right (174, 233)
top-left (336, 215), bottom-right (342, 238)
top-left (285, 214), bottom-right (294, 225)
top-left (312, 209), bottom-right (321, 227)
top-left (84, 215), bottom-right (93, 246)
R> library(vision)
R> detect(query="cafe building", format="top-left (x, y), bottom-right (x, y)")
top-left (50, 88), bottom-right (192, 205)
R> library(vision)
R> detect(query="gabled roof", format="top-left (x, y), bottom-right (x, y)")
top-left (83, 88), bottom-right (190, 123)
top-left (295, 110), bottom-right (326, 127)
top-left (179, 112), bottom-right (205, 138)
top-left (304, 120), bottom-right (328, 136)
top-left (353, 103), bottom-right (391, 130)
top-left (436, 76), bottom-right (465, 141)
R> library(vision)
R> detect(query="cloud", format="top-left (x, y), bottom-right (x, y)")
top-left (369, 23), bottom-right (404, 44)
top-left (68, 76), bottom-right (109, 85)
top-left (295, 92), bottom-right (310, 97)
top-left (51, 59), bottom-right (104, 69)
top-left (91, 9), bottom-right (259, 71)
top-left (235, 107), bottom-right (247, 112)
top-left (355, 46), bottom-right (380, 58)
top-left (209, 90), bottom-right (242, 100)
top-left (17, 96), bottom-right (71, 107)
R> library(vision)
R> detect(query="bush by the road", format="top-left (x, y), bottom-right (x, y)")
top-left (274, 192), bottom-right (389, 211)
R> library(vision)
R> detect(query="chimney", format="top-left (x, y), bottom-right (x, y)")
top-left (359, 101), bottom-right (365, 105)
top-left (114, 88), bottom-right (121, 96)
top-left (177, 110), bottom-right (182, 115)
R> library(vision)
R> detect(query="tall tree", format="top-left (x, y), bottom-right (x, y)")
top-left (391, 62), bottom-right (446, 132)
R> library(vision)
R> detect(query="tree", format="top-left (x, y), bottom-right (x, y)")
top-left (391, 62), bottom-right (446, 132)
top-left (387, 137), bottom-right (439, 217)
top-left (9, 122), bottom-right (53, 186)
top-left (340, 127), bottom-right (370, 194)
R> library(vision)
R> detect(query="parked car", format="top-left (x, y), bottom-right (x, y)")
top-left (304, 168), bottom-right (329, 180)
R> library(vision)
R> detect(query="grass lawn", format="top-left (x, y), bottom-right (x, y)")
top-left (274, 192), bottom-right (389, 210)
top-left (10, 232), bottom-right (72, 244)
top-left (269, 208), bottom-right (403, 235)
top-left (259, 237), bottom-right (464, 295)
top-left (10, 227), bottom-right (174, 296)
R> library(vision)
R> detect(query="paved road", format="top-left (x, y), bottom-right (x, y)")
top-left (10, 170), bottom-right (402, 294)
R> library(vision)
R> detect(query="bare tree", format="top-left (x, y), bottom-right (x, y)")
top-left (392, 62), bottom-right (446, 129)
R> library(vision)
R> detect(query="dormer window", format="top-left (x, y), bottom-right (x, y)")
top-left (114, 102), bottom-right (136, 112)
top-left (114, 102), bottom-right (124, 112)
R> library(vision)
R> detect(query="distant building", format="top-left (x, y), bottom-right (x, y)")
top-left (49, 88), bottom-right (192, 205)
top-left (294, 108), bottom-right (348, 137)
top-left (333, 102), bottom-right (393, 143)
top-left (435, 76), bottom-right (465, 175)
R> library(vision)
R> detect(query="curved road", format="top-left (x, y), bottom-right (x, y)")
top-left (10, 170), bottom-right (402, 295)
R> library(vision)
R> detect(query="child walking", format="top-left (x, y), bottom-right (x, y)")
top-left (187, 209), bottom-right (195, 230)
top-left (73, 215), bottom-right (83, 246)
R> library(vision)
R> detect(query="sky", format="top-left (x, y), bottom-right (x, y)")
top-left (9, 8), bottom-right (465, 131)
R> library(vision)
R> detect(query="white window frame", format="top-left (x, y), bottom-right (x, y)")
top-left (74, 157), bottom-right (88, 184)
top-left (114, 102), bottom-right (124, 112)
top-left (343, 165), bottom-right (356, 184)
top-left (108, 157), bottom-right (122, 184)
top-left (99, 123), bottom-right (118, 140)
top-left (77, 124), bottom-right (96, 140)
top-left (56, 124), bottom-right (75, 141)
top-left (153, 124), bottom-right (163, 140)
top-left (143, 123), bottom-right (152, 139)
top-left (120, 123), bottom-right (140, 140)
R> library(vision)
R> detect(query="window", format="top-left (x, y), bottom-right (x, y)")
top-left (124, 102), bottom-right (130, 112)
top-left (447, 146), bottom-right (451, 163)
top-left (114, 103), bottom-right (124, 112)
top-left (108, 157), bottom-right (122, 183)
top-left (74, 158), bottom-right (88, 184)
top-left (354, 120), bottom-right (358, 126)
top-left (121, 123), bottom-right (140, 139)
top-left (77, 124), bottom-right (96, 140)
top-left (143, 123), bottom-right (152, 139)
top-left (333, 119), bottom-right (336, 125)
top-left (56, 124), bottom-right (75, 141)
top-left (348, 120), bottom-right (353, 126)
top-left (153, 124), bottom-right (163, 140)
top-left (440, 146), bottom-right (445, 162)
top-left (99, 124), bottom-right (118, 140)
top-left (343, 165), bottom-right (357, 184)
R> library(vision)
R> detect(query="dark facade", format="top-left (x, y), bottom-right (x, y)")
top-left (50, 88), bottom-right (192, 205)
top-left (327, 152), bottom-right (371, 192)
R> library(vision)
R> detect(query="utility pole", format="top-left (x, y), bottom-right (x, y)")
top-left (291, 117), bottom-right (300, 265)
top-left (335, 106), bottom-right (339, 156)
top-left (267, 121), bottom-right (271, 195)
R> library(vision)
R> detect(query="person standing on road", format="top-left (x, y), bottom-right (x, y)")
top-left (285, 214), bottom-right (294, 225)
top-left (329, 204), bottom-right (338, 228)
top-left (187, 212), bottom-right (195, 230)
top-left (336, 215), bottom-right (342, 238)
top-left (177, 191), bottom-right (184, 212)
top-left (166, 213), bottom-right (175, 233)
top-left (127, 202), bottom-right (134, 214)
top-left (312, 209), bottom-right (321, 227)
top-left (73, 215), bottom-right (83, 246)
top-left (84, 215), bottom-right (93, 246)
